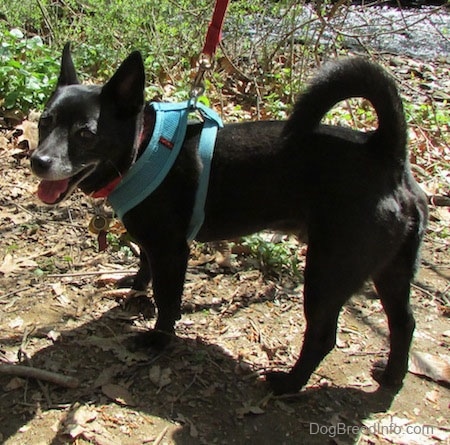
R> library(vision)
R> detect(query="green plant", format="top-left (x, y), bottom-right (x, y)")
top-left (106, 232), bottom-right (134, 257)
top-left (6, 243), bottom-right (19, 253)
top-left (0, 27), bottom-right (60, 112)
top-left (36, 256), bottom-right (57, 274)
top-left (242, 233), bottom-right (302, 280)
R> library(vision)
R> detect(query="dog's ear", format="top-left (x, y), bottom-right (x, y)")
top-left (58, 42), bottom-right (79, 86)
top-left (101, 51), bottom-right (145, 116)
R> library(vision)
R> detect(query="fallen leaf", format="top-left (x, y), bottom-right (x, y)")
top-left (16, 119), bottom-right (38, 150)
top-left (72, 405), bottom-right (97, 425)
top-left (425, 389), bottom-right (439, 404)
top-left (0, 253), bottom-right (38, 277)
top-left (0, 135), bottom-right (8, 150)
top-left (363, 416), bottom-right (449, 445)
top-left (175, 414), bottom-right (198, 438)
top-left (149, 365), bottom-right (172, 389)
top-left (47, 330), bottom-right (61, 342)
top-left (93, 364), bottom-right (125, 388)
top-left (84, 336), bottom-right (149, 364)
top-left (50, 283), bottom-right (65, 296)
top-left (0, 254), bottom-right (15, 276)
top-left (409, 351), bottom-right (450, 384)
top-left (149, 365), bottom-right (161, 386)
top-left (5, 377), bottom-right (25, 391)
top-left (63, 405), bottom-right (117, 445)
top-left (8, 316), bottom-right (24, 329)
top-left (101, 383), bottom-right (136, 406)
top-left (236, 405), bottom-right (265, 417)
top-left (275, 400), bottom-right (295, 414)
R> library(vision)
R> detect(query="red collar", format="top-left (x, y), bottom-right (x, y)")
top-left (91, 176), bottom-right (123, 199)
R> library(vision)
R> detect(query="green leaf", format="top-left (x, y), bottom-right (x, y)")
top-left (9, 28), bottom-right (24, 39)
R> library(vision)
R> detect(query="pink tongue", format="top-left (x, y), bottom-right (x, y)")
top-left (37, 179), bottom-right (69, 204)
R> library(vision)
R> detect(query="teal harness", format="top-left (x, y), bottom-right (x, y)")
top-left (108, 100), bottom-right (223, 242)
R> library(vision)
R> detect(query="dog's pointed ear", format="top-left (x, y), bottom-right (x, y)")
top-left (101, 51), bottom-right (145, 115)
top-left (58, 42), bottom-right (79, 86)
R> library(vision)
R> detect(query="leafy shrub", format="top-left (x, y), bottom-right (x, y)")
top-left (242, 234), bottom-right (302, 280)
top-left (0, 27), bottom-right (60, 112)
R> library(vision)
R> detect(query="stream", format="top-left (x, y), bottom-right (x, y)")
top-left (323, 4), bottom-right (450, 61)
top-left (226, 3), bottom-right (450, 63)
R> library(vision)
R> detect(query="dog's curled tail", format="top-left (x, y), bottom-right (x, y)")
top-left (283, 58), bottom-right (407, 164)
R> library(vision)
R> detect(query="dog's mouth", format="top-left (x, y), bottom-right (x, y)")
top-left (37, 165), bottom-right (96, 205)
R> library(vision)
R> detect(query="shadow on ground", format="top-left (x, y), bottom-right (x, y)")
top-left (0, 299), bottom-right (401, 445)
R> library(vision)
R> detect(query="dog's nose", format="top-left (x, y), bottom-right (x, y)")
top-left (31, 155), bottom-right (53, 175)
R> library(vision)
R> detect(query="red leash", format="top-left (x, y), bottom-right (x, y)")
top-left (202, 0), bottom-right (230, 57)
top-left (191, 0), bottom-right (230, 98)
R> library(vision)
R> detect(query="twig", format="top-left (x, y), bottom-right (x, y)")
top-left (47, 269), bottom-right (138, 278)
top-left (0, 286), bottom-right (30, 301)
top-left (429, 195), bottom-right (450, 207)
top-left (412, 283), bottom-right (436, 301)
top-left (153, 426), bottom-right (169, 445)
top-left (0, 364), bottom-right (79, 388)
top-left (35, 0), bottom-right (54, 39)
top-left (172, 374), bottom-right (197, 403)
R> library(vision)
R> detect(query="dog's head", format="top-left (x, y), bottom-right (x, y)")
top-left (30, 43), bottom-right (145, 204)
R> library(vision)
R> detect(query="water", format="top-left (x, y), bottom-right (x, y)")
top-left (327, 5), bottom-right (450, 61)
top-left (225, 4), bottom-right (450, 62)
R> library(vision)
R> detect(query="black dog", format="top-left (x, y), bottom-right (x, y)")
top-left (31, 44), bottom-right (428, 394)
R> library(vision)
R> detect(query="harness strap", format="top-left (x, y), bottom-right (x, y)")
top-left (109, 102), bottom-right (190, 220)
top-left (187, 102), bottom-right (223, 240)
top-left (187, 116), bottom-right (219, 241)
top-left (108, 100), bottom-right (223, 242)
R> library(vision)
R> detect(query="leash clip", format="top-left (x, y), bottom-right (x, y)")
top-left (190, 0), bottom-right (229, 100)
top-left (190, 53), bottom-right (212, 100)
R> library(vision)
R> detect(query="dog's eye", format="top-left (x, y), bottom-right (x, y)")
top-left (78, 129), bottom-right (95, 140)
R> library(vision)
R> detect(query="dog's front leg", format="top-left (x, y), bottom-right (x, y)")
top-left (136, 238), bottom-right (189, 350)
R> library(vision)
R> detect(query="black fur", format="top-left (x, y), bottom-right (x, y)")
top-left (31, 44), bottom-right (428, 394)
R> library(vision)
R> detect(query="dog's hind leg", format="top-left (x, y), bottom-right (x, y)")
top-left (266, 241), bottom-right (368, 394)
top-left (371, 236), bottom-right (420, 388)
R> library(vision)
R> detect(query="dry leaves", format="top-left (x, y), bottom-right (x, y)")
top-left (149, 365), bottom-right (172, 391)
top-left (409, 351), bottom-right (450, 385)
top-left (0, 253), bottom-right (38, 277)
top-left (362, 415), bottom-right (450, 445)
top-left (101, 383), bottom-right (137, 406)
top-left (62, 404), bottom-right (117, 445)
top-left (16, 119), bottom-right (38, 151)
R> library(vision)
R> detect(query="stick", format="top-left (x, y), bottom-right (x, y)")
top-left (47, 269), bottom-right (138, 278)
top-left (0, 363), bottom-right (79, 388)
top-left (412, 283), bottom-right (436, 301)
top-left (153, 426), bottom-right (169, 445)
top-left (429, 195), bottom-right (450, 207)
top-left (0, 287), bottom-right (29, 301)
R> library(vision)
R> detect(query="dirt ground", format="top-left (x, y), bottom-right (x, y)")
top-left (1, 68), bottom-right (449, 444)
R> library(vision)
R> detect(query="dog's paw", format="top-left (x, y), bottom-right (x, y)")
top-left (127, 330), bottom-right (173, 353)
top-left (265, 371), bottom-right (302, 395)
top-left (116, 273), bottom-right (150, 292)
top-left (371, 359), bottom-right (404, 388)
top-left (116, 274), bottom-right (138, 289)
